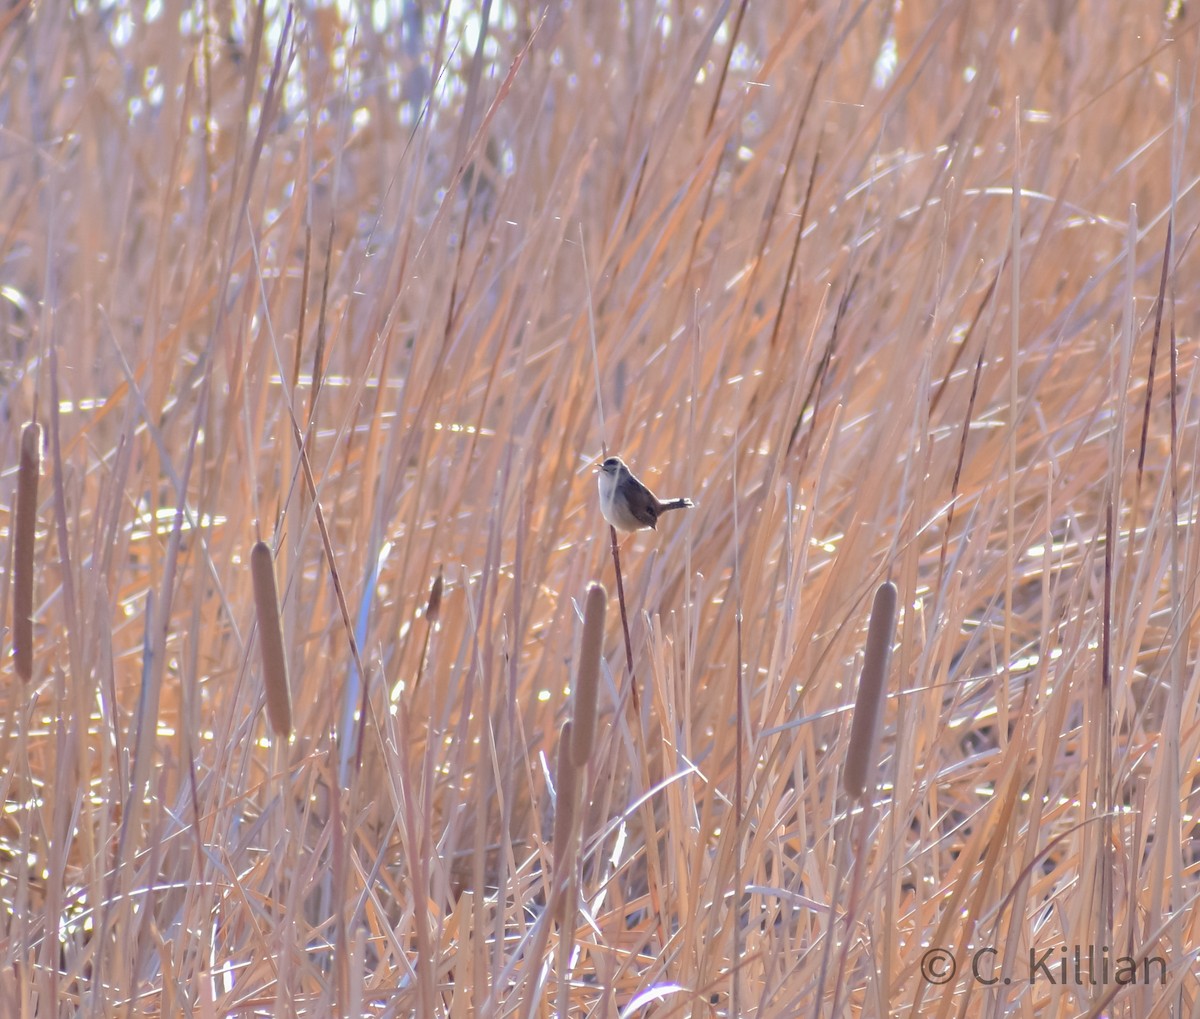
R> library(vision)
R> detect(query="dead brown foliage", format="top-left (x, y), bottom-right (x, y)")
top-left (2, 2), bottom-right (1200, 1015)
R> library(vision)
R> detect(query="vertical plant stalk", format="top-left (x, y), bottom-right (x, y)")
top-left (823, 580), bottom-right (899, 1019)
top-left (607, 526), bottom-right (639, 713)
top-left (554, 583), bottom-right (608, 1016)
top-left (550, 721), bottom-right (579, 1019)
top-left (251, 540), bottom-right (292, 739)
top-left (732, 448), bottom-right (744, 1019)
top-left (13, 421), bottom-right (42, 681)
top-left (506, 577), bottom-right (609, 1019)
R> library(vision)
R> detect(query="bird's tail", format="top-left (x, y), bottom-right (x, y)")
top-left (660, 498), bottom-right (695, 512)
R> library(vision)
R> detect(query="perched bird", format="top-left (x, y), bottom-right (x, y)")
top-left (597, 456), bottom-right (694, 532)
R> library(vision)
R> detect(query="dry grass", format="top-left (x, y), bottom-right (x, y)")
top-left (2, 1), bottom-right (1200, 1015)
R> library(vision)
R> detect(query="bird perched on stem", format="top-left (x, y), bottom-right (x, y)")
top-left (597, 456), bottom-right (694, 532)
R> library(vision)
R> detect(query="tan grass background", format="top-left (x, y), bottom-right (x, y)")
top-left (3, 1), bottom-right (1200, 1015)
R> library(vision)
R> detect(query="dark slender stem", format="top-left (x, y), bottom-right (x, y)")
top-left (733, 598), bottom-right (744, 1017)
top-left (608, 525), bottom-right (639, 713)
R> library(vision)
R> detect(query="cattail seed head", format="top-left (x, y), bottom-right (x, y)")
top-left (425, 567), bottom-right (443, 624)
top-left (251, 540), bottom-right (292, 739)
top-left (569, 582), bottom-right (607, 768)
top-left (553, 720), bottom-right (579, 873)
top-left (843, 581), bottom-right (898, 801)
top-left (13, 422), bottom-right (42, 681)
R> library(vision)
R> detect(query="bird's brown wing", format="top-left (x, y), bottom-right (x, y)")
top-left (623, 474), bottom-right (661, 528)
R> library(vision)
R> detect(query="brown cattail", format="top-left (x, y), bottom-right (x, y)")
top-left (552, 720), bottom-right (579, 875)
top-left (251, 540), bottom-right (292, 739)
top-left (13, 422), bottom-right (42, 681)
top-left (425, 567), bottom-right (444, 623)
top-left (570, 582), bottom-right (607, 768)
top-left (843, 581), bottom-right (898, 801)
top-left (410, 568), bottom-right (445, 698)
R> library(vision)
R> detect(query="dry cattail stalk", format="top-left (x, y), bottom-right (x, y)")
top-left (410, 568), bottom-right (445, 698)
top-left (251, 540), bottom-right (292, 739)
top-left (552, 720), bottom-right (579, 873)
top-left (425, 567), bottom-right (444, 623)
top-left (569, 582), bottom-right (607, 768)
top-left (843, 581), bottom-right (898, 801)
top-left (13, 421), bottom-right (42, 681)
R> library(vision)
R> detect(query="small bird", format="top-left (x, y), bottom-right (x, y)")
top-left (597, 456), bottom-right (695, 532)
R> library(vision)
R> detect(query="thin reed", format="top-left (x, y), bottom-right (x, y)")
top-left (2, 3), bottom-right (1200, 1016)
